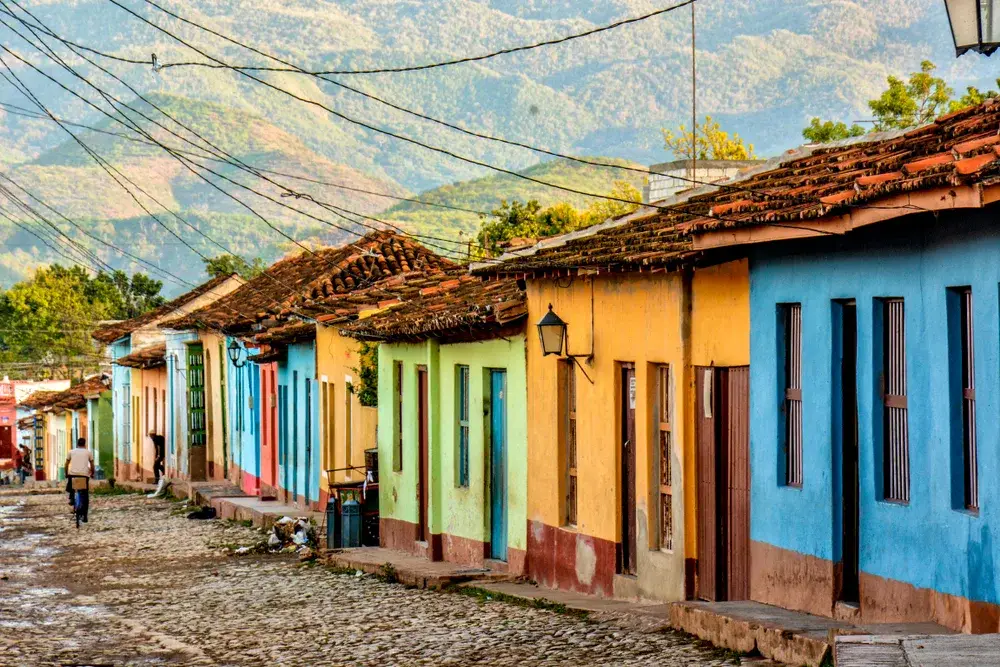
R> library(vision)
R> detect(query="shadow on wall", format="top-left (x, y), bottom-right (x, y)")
top-left (969, 524), bottom-right (997, 621)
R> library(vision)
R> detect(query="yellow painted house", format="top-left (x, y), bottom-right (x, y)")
top-left (478, 212), bottom-right (750, 602)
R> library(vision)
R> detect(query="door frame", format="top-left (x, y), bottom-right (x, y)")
top-left (417, 366), bottom-right (430, 544)
top-left (618, 362), bottom-right (638, 576)
top-left (488, 369), bottom-right (508, 562)
top-left (695, 365), bottom-right (751, 601)
top-left (837, 300), bottom-right (860, 603)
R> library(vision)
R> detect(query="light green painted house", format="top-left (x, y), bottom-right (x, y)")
top-left (340, 272), bottom-right (528, 572)
top-left (85, 388), bottom-right (114, 480)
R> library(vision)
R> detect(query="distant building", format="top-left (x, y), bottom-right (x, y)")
top-left (644, 159), bottom-right (763, 203)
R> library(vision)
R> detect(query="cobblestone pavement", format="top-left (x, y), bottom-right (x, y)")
top-left (0, 491), bottom-right (740, 667)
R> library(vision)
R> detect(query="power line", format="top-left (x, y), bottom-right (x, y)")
top-left (145, 0), bottom-right (698, 76)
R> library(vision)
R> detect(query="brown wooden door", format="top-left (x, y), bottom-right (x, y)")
top-left (695, 366), bottom-right (718, 600)
top-left (723, 366), bottom-right (750, 601)
top-left (417, 366), bottom-right (430, 543)
top-left (619, 364), bottom-right (637, 575)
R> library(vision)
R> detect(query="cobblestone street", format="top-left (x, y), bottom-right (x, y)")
top-left (0, 490), bottom-right (738, 667)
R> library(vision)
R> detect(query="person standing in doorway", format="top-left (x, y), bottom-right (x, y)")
top-left (65, 438), bottom-right (94, 522)
top-left (20, 445), bottom-right (31, 483)
top-left (149, 431), bottom-right (166, 484)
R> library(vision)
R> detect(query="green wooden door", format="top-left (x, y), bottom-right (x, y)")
top-left (188, 344), bottom-right (207, 481)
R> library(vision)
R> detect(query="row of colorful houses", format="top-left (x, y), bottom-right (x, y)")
top-left (18, 100), bottom-right (1000, 634)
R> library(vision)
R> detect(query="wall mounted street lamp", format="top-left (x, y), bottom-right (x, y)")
top-left (536, 304), bottom-right (594, 383)
top-left (227, 339), bottom-right (247, 369)
top-left (946, 0), bottom-right (1000, 56)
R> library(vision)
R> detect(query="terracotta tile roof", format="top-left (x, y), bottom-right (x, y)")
top-left (163, 231), bottom-right (454, 333)
top-left (92, 273), bottom-right (238, 344)
top-left (339, 270), bottom-right (527, 343)
top-left (114, 343), bottom-right (167, 369)
top-left (254, 321), bottom-right (316, 346)
top-left (18, 390), bottom-right (61, 409)
top-left (23, 375), bottom-right (111, 412)
top-left (477, 100), bottom-right (1000, 275)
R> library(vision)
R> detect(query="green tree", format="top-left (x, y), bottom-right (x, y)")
top-left (662, 116), bottom-right (756, 160)
top-left (802, 118), bottom-right (866, 143)
top-left (476, 182), bottom-right (643, 257)
top-left (949, 80), bottom-right (1000, 113)
top-left (803, 61), bottom-right (1000, 140)
top-left (87, 270), bottom-right (165, 319)
top-left (202, 254), bottom-right (266, 280)
top-left (868, 60), bottom-right (952, 131)
top-left (353, 341), bottom-right (378, 408)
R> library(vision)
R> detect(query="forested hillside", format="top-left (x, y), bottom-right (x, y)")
top-left (0, 0), bottom-right (995, 292)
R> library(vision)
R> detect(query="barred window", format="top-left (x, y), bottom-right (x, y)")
top-left (781, 304), bottom-right (803, 487)
top-left (457, 365), bottom-right (470, 487)
top-left (656, 365), bottom-right (673, 550)
top-left (882, 298), bottom-right (909, 503)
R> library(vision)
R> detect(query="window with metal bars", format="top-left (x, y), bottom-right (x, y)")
top-left (655, 365), bottom-right (673, 551)
top-left (561, 360), bottom-right (577, 526)
top-left (456, 365), bottom-right (470, 487)
top-left (781, 304), bottom-right (803, 487)
top-left (393, 361), bottom-right (403, 472)
top-left (950, 287), bottom-right (978, 510)
top-left (881, 298), bottom-right (910, 503)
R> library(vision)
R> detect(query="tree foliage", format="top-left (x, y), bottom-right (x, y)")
top-left (662, 116), bottom-right (756, 161)
top-left (802, 118), bottom-right (866, 143)
top-left (203, 254), bottom-right (266, 280)
top-left (803, 61), bottom-right (1000, 141)
top-left (0, 265), bottom-right (164, 374)
top-left (353, 341), bottom-right (378, 408)
top-left (476, 181), bottom-right (642, 257)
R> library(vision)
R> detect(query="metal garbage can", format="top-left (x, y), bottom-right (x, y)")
top-left (341, 496), bottom-right (361, 548)
top-left (326, 497), bottom-right (340, 550)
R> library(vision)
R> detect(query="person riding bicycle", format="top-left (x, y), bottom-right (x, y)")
top-left (65, 438), bottom-right (94, 523)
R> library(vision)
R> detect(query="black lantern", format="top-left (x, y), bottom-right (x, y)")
top-left (227, 339), bottom-right (246, 368)
top-left (945, 0), bottom-right (1000, 56)
top-left (536, 304), bottom-right (567, 357)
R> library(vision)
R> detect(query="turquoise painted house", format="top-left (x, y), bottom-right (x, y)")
top-left (684, 101), bottom-right (1000, 634)
top-left (341, 272), bottom-right (528, 572)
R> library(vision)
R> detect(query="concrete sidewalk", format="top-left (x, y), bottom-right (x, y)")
top-left (836, 633), bottom-right (1000, 666)
top-left (207, 495), bottom-right (325, 529)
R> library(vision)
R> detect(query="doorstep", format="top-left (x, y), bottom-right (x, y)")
top-left (836, 633), bottom-right (1000, 666)
top-left (671, 600), bottom-right (954, 667)
top-left (208, 495), bottom-right (325, 529)
top-left (324, 547), bottom-right (519, 590)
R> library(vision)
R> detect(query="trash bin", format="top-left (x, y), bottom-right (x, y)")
top-left (326, 497), bottom-right (340, 550)
top-left (341, 497), bottom-right (361, 548)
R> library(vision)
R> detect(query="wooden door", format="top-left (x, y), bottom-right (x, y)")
top-left (839, 302), bottom-right (860, 603)
top-left (695, 367), bottom-right (718, 600)
top-left (489, 370), bottom-right (508, 561)
top-left (620, 363), bottom-right (637, 575)
top-left (0, 425), bottom-right (12, 459)
top-left (723, 367), bottom-right (751, 601)
top-left (305, 378), bottom-right (312, 505)
top-left (187, 344), bottom-right (207, 481)
top-left (417, 366), bottom-right (430, 542)
top-left (292, 371), bottom-right (299, 502)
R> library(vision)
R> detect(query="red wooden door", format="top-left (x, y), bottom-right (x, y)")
top-left (619, 363), bottom-right (637, 575)
top-left (0, 425), bottom-right (12, 459)
top-left (695, 367), bottom-right (718, 601)
top-left (724, 367), bottom-right (751, 601)
top-left (417, 367), bottom-right (430, 543)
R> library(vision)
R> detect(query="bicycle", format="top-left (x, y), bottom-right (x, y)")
top-left (70, 476), bottom-right (89, 528)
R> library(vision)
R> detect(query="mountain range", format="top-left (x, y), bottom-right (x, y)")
top-left (0, 0), bottom-right (997, 293)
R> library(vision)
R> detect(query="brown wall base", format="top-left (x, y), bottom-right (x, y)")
top-left (440, 531), bottom-right (527, 575)
top-left (751, 540), bottom-right (1000, 633)
top-left (527, 520), bottom-right (616, 598)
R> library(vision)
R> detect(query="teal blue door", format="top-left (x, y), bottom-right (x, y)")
top-left (489, 370), bottom-right (508, 561)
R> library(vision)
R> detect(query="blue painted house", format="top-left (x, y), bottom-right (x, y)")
top-left (227, 336), bottom-right (261, 492)
top-left (686, 101), bottom-right (1000, 633)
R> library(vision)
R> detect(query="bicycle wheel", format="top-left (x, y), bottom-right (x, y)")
top-left (74, 491), bottom-right (81, 529)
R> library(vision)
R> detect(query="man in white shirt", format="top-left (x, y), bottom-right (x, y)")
top-left (65, 438), bottom-right (94, 522)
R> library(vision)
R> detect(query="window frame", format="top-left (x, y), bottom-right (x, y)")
top-left (880, 297), bottom-right (910, 504)
top-left (655, 364), bottom-right (673, 551)
top-left (456, 365), bottom-right (470, 488)
top-left (780, 303), bottom-right (803, 487)
top-left (393, 361), bottom-right (404, 472)
top-left (561, 360), bottom-right (578, 527)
